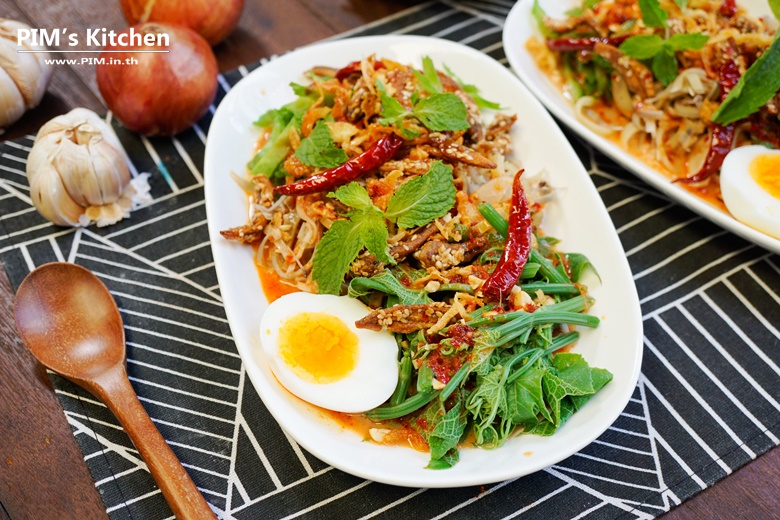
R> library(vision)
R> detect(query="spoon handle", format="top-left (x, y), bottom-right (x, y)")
top-left (90, 367), bottom-right (217, 520)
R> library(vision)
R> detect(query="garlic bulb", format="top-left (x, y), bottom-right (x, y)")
top-left (27, 108), bottom-right (151, 227)
top-left (0, 19), bottom-right (52, 128)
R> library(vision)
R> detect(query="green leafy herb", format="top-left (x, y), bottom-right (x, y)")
top-left (329, 182), bottom-right (374, 211)
top-left (712, 34), bottom-right (780, 125)
top-left (385, 161), bottom-right (457, 228)
top-left (666, 33), bottom-right (710, 51)
top-left (443, 64), bottom-right (503, 110)
top-left (377, 81), bottom-right (470, 133)
top-left (651, 49), bottom-right (678, 87)
top-left (620, 32), bottom-right (708, 86)
top-left (312, 162), bottom-right (457, 292)
top-left (294, 120), bottom-right (348, 168)
top-left (348, 271), bottom-right (432, 305)
top-left (413, 93), bottom-right (470, 131)
top-left (413, 56), bottom-right (444, 95)
top-left (674, 0), bottom-right (689, 9)
top-left (618, 34), bottom-right (665, 59)
top-left (312, 184), bottom-right (394, 294)
top-left (638, 0), bottom-right (668, 28)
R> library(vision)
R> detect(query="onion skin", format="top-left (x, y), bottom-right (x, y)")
top-left (97, 23), bottom-right (218, 136)
top-left (119, 0), bottom-right (243, 45)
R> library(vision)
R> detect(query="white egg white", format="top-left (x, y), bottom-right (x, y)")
top-left (259, 292), bottom-right (399, 413)
top-left (721, 145), bottom-right (780, 240)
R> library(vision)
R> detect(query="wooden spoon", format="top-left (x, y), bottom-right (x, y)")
top-left (13, 262), bottom-right (217, 520)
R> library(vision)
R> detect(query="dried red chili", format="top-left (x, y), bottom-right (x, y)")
top-left (274, 133), bottom-right (404, 196)
top-left (482, 169), bottom-right (532, 302)
top-left (719, 0), bottom-right (738, 17)
top-left (546, 35), bottom-right (629, 52)
top-left (678, 60), bottom-right (741, 184)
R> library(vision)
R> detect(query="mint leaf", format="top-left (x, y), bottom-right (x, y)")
top-left (712, 34), bottom-right (780, 125)
top-left (376, 80), bottom-right (413, 130)
top-left (638, 0), bottom-right (668, 28)
top-left (312, 219), bottom-right (368, 295)
top-left (348, 270), bottom-right (432, 305)
top-left (295, 120), bottom-right (348, 168)
top-left (412, 93), bottom-right (470, 132)
top-left (652, 48), bottom-right (679, 86)
top-left (361, 211), bottom-right (395, 265)
top-left (413, 56), bottom-right (444, 95)
top-left (666, 32), bottom-right (709, 51)
top-left (312, 195), bottom-right (392, 294)
top-left (619, 34), bottom-right (665, 60)
top-left (330, 182), bottom-right (374, 211)
top-left (385, 161), bottom-right (457, 228)
top-left (674, 0), bottom-right (689, 8)
top-left (443, 64), bottom-right (502, 110)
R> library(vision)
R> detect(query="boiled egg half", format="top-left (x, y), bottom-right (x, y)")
top-left (721, 145), bottom-right (780, 240)
top-left (259, 292), bottom-right (398, 413)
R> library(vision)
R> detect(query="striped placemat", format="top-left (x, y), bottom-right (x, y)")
top-left (1, 1), bottom-right (778, 518)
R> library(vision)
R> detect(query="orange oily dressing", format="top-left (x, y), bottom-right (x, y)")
top-left (750, 154), bottom-right (780, 199)
top-left (278, 312), bottom-right (359, 384)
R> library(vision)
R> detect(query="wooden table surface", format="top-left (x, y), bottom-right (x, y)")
top-left (0, 0), bottom-right (778, 519)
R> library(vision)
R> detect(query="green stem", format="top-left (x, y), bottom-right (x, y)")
top-left (365, 390), bottom-right (439, 421)
top-left (390, 353), bottom-right (412, 406)
top-left (468, 295), bottom-right (589, 327)
top-left (440, 363), bottom-right (470, 401)
top-left (507, 331), bottom-right (580, 384)
top-left (520, 282), bottom-right (581, 296)
top-left (437, 283), bottom-right (474, 294)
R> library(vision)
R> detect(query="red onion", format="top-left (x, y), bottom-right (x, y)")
top-left (96, 23), bottom-right (218, 137)
top-left (119, 0), bottom-right (243, 45)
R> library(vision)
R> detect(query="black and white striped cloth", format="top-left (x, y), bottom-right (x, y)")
top-left (1, 2), bottom-right (778, 518)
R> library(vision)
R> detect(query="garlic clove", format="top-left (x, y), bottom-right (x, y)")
top-left (28, 161), bottom-right (87, 227)
top-left (0, 66), bottom-right (26, 128)
top-left (54, 136), bottom-right (102, 207)
top-left (0, 20), bottom-right (50, 109)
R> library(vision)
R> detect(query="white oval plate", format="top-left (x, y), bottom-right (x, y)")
top-left (204, 35), bottom-right (643, 488)
top-left (503, 0), bottom-right (780, 255)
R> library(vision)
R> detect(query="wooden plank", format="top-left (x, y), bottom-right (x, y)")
top-left (214, 0), bottom-right (336, 71)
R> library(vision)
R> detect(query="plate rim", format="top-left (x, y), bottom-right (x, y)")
top-left (502, 0), bottom-right (780, 255)
top-left (204, 33), bottom-right (644, 488)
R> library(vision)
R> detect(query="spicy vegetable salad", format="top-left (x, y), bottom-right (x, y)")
top-left (527, 0), bottom-right (780, 203)
top-left (221, 55), bottom-right (611, 469)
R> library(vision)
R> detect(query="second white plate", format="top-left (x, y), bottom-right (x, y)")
top-left (503, 0), bottom-right (780, 255)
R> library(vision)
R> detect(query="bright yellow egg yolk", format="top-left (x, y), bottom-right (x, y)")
top-left (278, 312), bottom-right (359, 384)
top-left (750, 154), bottom-right (780, 200)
